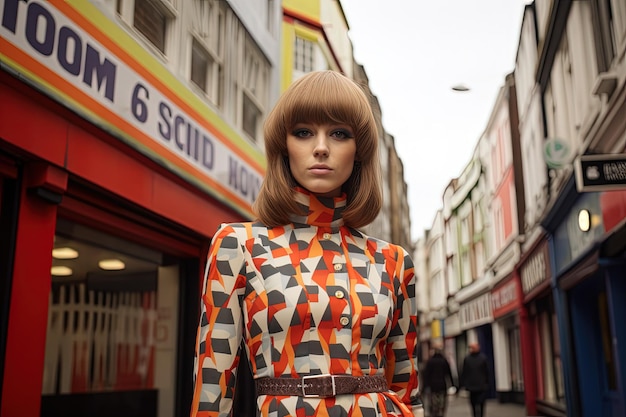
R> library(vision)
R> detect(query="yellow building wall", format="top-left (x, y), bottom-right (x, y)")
top-left (283, 0), bottom-right (321, 20)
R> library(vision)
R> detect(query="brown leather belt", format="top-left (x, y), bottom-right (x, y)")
top-left (255, 374), bottom-right (388, 398)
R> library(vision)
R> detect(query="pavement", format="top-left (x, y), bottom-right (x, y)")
top-left (424, 392), bottom-right (529, 417)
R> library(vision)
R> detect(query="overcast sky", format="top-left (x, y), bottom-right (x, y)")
top-left (340, 0), bottom-right (531, 241)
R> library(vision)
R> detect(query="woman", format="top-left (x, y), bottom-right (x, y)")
top-left (191, 70), bottom-right (422, 417)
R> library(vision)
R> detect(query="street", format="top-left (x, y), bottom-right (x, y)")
top-left (425, 393), bottom-right (528, 417)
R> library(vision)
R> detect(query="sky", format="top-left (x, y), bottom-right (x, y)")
top-left (340, 0), bottom-right (531, 241)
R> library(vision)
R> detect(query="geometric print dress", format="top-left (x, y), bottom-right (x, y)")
top-left (191, 188), bottom-right (420, 417)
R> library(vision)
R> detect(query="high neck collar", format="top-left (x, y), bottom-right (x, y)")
top-left (289, 187), bottom-right (346, 228)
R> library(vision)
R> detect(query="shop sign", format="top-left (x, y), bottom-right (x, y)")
top-left (491, 279), bottom-right (520, 318)
top-left (575, 154), bottom-right (626, 192)
top-left (459, 293), bottom-right (493, 330)
top-left (520, 240), bottom-right (550, 295)
top-left (0, 0), bottom-right (264, 216)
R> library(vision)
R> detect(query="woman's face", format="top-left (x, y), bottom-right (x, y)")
top-left (286, 122), bottom-right (357, 198)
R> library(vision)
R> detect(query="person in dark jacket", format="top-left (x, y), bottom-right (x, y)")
top-left (460, 342), bottom-right (490, 417)
top-left (421, 344), bottom-right (455, 417)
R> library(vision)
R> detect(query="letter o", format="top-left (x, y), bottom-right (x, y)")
top-left (58, 26), bottom-right (82, 76)
top-left (26, 3), bottom-right (55, 56)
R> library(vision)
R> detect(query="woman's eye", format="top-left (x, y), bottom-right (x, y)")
top-left (292, 129), bottom-right (312, 138)
top-left (331, 129), bottom-right (353, 139)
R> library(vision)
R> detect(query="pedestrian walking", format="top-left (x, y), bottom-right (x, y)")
top-left (190, 70), bottom-right (423, 417)
top-left (460, 343), bottom-right (489, 417)
top-left (421, 344), bottom-right (455, 417)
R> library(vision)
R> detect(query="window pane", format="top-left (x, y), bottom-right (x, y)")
top-left (242, 93), bottom-right (260, 141)
top-left (134, 0), bottom-right (166, 52)
top-left (191, 40), bottom-right (208, 91)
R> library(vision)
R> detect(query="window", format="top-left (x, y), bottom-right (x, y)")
top-left (190, 0), bottom-right (225, 108)
top-left (591, 0), bottom-right (616, 72)
top-left (508, 325), bottom-right (524, 391)
top-left (239, 35), bottom-right (269, 141)
top-left (295, 36), bottom-right (314, 73)
top-left (191, 40), bottom-right (208, 91)
top-left (242, 93), bottom-right (261, 140)
top-left (191, 38), bottom-right (223, 107)
top-left (42, 219), bottom-right (181, 416)
top-left (134, 0), bottom-right (168, 53)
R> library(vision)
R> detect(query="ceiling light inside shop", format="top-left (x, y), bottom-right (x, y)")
top-left (99, 259), bottom-right (126, 270)
top-left (52, 247), bottom-right (79, 259)
top-left (51, 266), bottom-right (73, 276)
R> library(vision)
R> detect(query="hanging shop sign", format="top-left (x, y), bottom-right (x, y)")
top-left (0, 0), bottom-right (265, 217)
top-left (575, 154), bottom-right (626, 192)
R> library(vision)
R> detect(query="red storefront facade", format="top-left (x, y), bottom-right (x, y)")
top-left (0, 1), bottom-right (265, 416)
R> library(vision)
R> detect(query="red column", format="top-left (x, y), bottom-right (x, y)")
top-left (519, 304), bottom-right (537, 415)
top-left (1, 162), bottom-right (67, 417)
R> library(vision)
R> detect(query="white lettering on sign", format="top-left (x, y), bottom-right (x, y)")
top-left (0, 0), bottom-right (263, 208)
top-left (604, 162), bottom-right (626, 181)
top-left (492, 281), bottom-right (517, 311)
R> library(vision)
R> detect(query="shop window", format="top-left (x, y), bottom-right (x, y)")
top-left (42, 220), bottom-right (181, 417)
top-left (507, 325), bottom-right (524, 391)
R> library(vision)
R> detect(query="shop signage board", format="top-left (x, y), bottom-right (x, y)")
top-left (575, 154), bottom-right (626, 192)
top-left (0, 0), bottom-right (265, 217)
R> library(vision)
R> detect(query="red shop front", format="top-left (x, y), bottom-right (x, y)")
top-left (0, 3), bottom-right (264, 416)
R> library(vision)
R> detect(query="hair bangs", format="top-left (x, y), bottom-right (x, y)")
top-left (281, 74), bottom-right (372, 133)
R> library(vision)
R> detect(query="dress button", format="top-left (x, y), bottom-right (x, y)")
top-left (322, 233), bottom-right (331, 240)
top-left (335, 290), bottom-right (345, 299)
top-left (339, 316), bottom-right (350, 326)
top-left (333, 263), bottom-right (343, 271)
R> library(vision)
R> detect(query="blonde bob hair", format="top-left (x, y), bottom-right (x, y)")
top-left (253, 70), bottom-right (382, 228)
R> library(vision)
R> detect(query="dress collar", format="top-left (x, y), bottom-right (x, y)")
top-left (289, 187), bottom-right (346, 228)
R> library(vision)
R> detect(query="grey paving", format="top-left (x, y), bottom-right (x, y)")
top-left (425, 392), bottom-right (529, 417)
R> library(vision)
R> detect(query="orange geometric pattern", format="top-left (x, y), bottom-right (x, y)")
top-left (191, 188), bottom-right (419, 416)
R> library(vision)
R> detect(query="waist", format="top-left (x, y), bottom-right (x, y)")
top-left (255, 374), bottom-right (388, 398)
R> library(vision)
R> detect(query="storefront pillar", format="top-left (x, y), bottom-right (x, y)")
top-left (519, 305), bottom-right (537, 415)
top-left (1, 162), bottom-right (67, 417)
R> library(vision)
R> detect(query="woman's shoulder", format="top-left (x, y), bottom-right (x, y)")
top-left (351, 229), bottom-right (413, 259)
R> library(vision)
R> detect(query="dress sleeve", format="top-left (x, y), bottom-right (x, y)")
top-left (384, 245), bottom-right (420, 413)
top-left (190, 224), bottom-right (248, 417)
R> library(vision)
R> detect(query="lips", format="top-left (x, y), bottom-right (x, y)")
top-left (309, 164), bottom-right (332, 175)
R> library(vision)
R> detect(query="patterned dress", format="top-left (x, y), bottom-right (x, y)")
top-left (191, 188), bottom-right (420, 417)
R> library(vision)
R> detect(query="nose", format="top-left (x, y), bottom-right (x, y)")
top-left (313, 134), bottom-right (329, 157)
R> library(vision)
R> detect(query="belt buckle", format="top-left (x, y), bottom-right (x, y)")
top-left (301, 374), bottom-right (336, 398)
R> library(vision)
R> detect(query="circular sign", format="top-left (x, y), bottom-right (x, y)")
top-left (544, 138), bottom-right (571, 168)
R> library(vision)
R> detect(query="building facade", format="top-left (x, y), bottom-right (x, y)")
top-left (415, 1), bottom-right (626, 416)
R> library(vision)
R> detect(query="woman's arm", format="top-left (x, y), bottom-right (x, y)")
top-left (190, 224), bottom-right (247, 417)
top-left (385, 246), bottom-right (420, 413)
